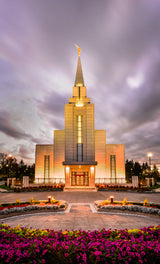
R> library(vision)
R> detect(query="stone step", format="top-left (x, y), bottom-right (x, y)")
top-left (64, 187), bottom-right (97, 192)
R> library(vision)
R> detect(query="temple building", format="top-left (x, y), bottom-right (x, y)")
top-left (35, 47), bottom-right (126, 187)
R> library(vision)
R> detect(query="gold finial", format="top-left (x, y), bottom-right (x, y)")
top-left (75, 44), bottom-right (81, 56)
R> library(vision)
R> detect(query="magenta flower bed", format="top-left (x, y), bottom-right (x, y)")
top-left (0, 224), bottom-right (160, 263)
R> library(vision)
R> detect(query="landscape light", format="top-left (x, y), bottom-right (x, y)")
top-left (110, 195), bottom-right (114, 204)
top-left (48, 195), bottom-right (51, 203)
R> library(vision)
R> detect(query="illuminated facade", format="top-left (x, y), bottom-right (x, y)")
top-left (35, 47), bottom-right (126, 187)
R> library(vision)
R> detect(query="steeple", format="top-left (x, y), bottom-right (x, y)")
top-left (74, 45), bottom-right (84, 87)
top-left (71, 45), bottom-right (88, 100)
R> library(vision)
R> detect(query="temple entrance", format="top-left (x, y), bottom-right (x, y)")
top-left (71, 171), bottom-right (89, 186)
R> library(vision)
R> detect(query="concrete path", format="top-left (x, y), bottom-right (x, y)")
top-left (1, 203), bottom-right (160, 231)
top-left (0, 188), bottom-right (8, 192)
top-left (0, 191), bottom-right (160, 231)
top-left (0, 191), bottom-right (160, 204)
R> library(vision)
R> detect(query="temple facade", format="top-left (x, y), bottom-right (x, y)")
top-left (35, 47), bottom-right (126, 187)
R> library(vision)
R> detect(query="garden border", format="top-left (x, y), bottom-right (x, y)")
top-left (1, 202), bottom-right (160, 221)
top-left (95, 200), bottom-right (160, 216)
top-left (0, 200), bottom-right (68, 219)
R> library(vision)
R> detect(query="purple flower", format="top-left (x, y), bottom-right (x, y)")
top-left (94, 251), bottom-right (102, 256)
top-left (83, 253), bottom-right (87, 261)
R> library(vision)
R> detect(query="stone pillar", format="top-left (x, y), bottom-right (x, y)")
top-left (90, 166), bottom-right (95, 187)
top-left (151, 177), bottom-right (155, 186)
top-left (146, 178), bottom-right (150, 187)
top-left (65, 167), bottom-right (70, 187)
top-left (7, 178), bottom-right (12, 187)
top-left (11, 178), bottom-right (16, 187)
top-left (132, 176), bottom-right (138, 187)
top-left (23, 176), bottom-right (29, 187)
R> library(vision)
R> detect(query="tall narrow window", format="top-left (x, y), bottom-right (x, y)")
top-left (44, 155), bottom-right (50, 179)
top-left (77, 115), bottom-right (83, 161)
top-left (110, 155), bottom-right (116, 179)
top-left (77, 115), bottom-right (82, 143)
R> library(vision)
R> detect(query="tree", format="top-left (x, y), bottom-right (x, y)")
top-left (0, 153), bottom-right (7, 165)
top-left (133, 162), bottom-right (142, 177)
top-left (0, 153), bottom-right (8, 176)
top-left (125, 160), bottom-right (134, 182)
top-left (150, 165), bottom-right (159, 183)
top-left (0, 153), bottom-right (35, 181)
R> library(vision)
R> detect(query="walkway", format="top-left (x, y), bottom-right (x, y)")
top-left (1, 203), bottom-right (160, 231)
top-left (0, 190), bottom-right (160, 204)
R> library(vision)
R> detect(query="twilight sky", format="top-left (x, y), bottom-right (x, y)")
top-left (0, 0), bottom-right (160, 165)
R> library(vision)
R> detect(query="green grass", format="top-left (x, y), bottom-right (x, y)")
top-left (149, 184), bottom-right (160, 190)
top-left (0, 184), bottom-right (12, 191)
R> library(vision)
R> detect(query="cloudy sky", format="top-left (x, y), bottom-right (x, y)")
top-left (0, 0), bottom-right (160, 165)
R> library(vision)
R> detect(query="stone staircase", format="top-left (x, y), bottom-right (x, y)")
top-left (64, 186), bottom-right (97, 192)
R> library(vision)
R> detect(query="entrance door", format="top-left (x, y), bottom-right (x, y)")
top-left (71, 172), bottom-right (89, 186)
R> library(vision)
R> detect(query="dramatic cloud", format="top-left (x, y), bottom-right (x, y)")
top-left (0, 110), bottom-right (30, 139)
top-left (18, 144), bottom-right (34, 160)
top-left (0, 109), bottom-right (45, 146)
top-left (36, 90), bottom-right (68, 119)
top-left (0, 0), bottom-right (160, 164)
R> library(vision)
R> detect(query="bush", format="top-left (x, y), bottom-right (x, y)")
top-left (122, 197), bottom-right (128, 205)
top-left (96, 184), bottom-right (151, 192)
top-left (15, 199), bottom-right (20, 205)
top-left (30, 197), bottom-right (35, 205)
top-left (143, 198), bottom-right (150, 207)
top-left (13, 184), bottom-right (65, 192)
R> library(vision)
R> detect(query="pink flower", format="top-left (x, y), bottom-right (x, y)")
top-left (65, 253), bottom-right (68, 257)
top-left (94, 251), bottom-right (102, 256)
top-left (83, 253), bottom-right (87, 261)
top-left (111, 247), bottom-right (115, 252)
top-left (42, 249), bottom-right (48, 255)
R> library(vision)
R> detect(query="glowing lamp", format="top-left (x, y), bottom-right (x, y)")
top-left (76, 101), bottom-right (84, 107)
top-left (48, 195), bottom-right (51, 203)
top-left (91, 167), bottom-right (94, 173)
top-left (66, 167), bottom-right (70, 173)
top-left (148, 153), bottom-right (152, 166)
top-left (110, 196), bottom-right (114, 204)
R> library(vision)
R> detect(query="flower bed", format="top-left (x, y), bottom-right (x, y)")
top-left (96, 184), bottom-right (151, 192)
top-left (0, 198), bottom-right (67, 216)
top-left (0, 224), bottom-right (159, 263)
top-left (13, 184), bottom-right (64, 192)
top-left (95, 199), bottom-right (160, 215)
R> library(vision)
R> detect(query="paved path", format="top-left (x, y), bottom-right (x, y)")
top-left (0, 191), bottom-right (160, 231)
top-left (1, 203), bottom-right (160, 231)
top-left (0, 188), bottom-right (8, 192)
top-left (0, 191), bottom-right (160, 204)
